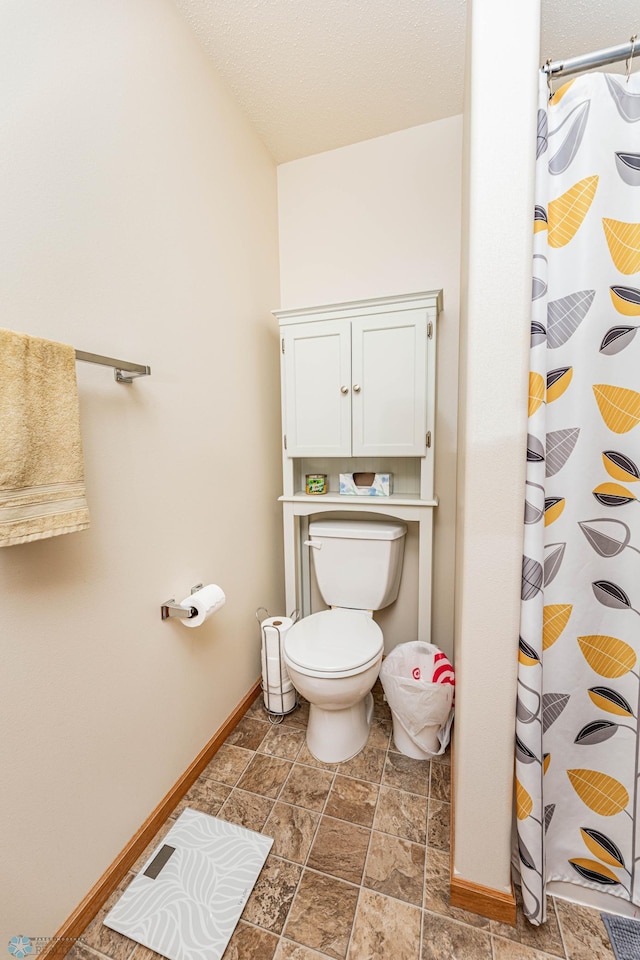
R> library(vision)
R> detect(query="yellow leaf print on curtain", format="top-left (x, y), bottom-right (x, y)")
top-left (548, 176), bottom-right (598, 247)
top-left (528, 372), bottom-right (545, 416)
top-left (577, 635), bottom-right (637, 678)
top-left (588, 687), bottom-right (635, 717)
top-left (602, 219), bottom-right (640, 274)
top-left (593, 384), bottom-right (640, 434)
top-left (593, 483), bottom-right (638, 507)
top-left (602, 451), bottom-right (640, 484)
top-left (543, 605), bottom-right (572, 650)
top-left (609, 285), bottom-right (640, 317)
top-left (516, 779), bottom-right (533, 820)
top-left (580, 828), bottom-right (626, 868)
top-left (567, 769), bottom-right (629, 816)
top-left (549, 79), bottom-right (576, 106)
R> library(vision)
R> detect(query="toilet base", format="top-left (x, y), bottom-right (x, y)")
top-left (305, 692), bottom-right (374, 764)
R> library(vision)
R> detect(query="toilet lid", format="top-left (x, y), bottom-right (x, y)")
top-left (284, 609), bottom-right (383, 674)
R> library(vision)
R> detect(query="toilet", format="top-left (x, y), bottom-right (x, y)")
top-left (283, 518), bottom-right (407, 763)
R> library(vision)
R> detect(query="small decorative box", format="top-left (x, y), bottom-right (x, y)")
top-left (305, 474), bottom-right (327, 495)
top-left (339, 472), bottom-right (393, 497)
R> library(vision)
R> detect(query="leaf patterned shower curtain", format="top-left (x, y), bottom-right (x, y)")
top-left (517, 68), bottom-right (640, 925)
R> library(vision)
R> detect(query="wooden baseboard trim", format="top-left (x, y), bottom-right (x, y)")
top-left (449, 875), bottom-right (517, 926)
top-left (39, 678), bottom-right (262, 960)
top-left (448, 728), bottom-right (517, 926)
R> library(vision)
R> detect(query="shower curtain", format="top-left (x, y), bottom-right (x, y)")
top-left (517, 68), bottom-right (640, 924)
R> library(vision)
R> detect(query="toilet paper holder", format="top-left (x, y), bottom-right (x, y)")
top-left (161, 583), bottom-right (203, 621)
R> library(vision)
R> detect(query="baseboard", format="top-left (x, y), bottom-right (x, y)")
top-left (448, 728), bottom-right (517, 926)
top-left (449, 875), bottom-right (517, 925)
top-left (39, 678), bottom-right (262, 960)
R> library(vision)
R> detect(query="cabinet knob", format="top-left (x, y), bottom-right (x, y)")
top-left (340, 385), bottom-right (349, 395)
top-left (352, 384), bottom-right (361, 393)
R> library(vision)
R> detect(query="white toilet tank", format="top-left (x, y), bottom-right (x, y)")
top-left (307, 518), bottom-right (407, 611)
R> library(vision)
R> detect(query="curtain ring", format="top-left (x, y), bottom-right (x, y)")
top-left (625, 34), bottom-right (637, 83)
top-left (545, 58), bottom-right (554, 101)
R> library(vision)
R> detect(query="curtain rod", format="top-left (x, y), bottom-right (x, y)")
top-left (542, 36), bottom-right (637, 80)
top-left (75, 349), bottom-right (151, 384)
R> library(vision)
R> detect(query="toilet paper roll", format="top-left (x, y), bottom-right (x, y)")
top-left (261, 650), bottom-right (291, 687)
top-left (261, 616), bottom-right (295, 658)
top-left (263, 686), bottom-right (296, 715)
top-left (180, 583), bottom-right (226, 628)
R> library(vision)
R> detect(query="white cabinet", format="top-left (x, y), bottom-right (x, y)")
top-left (282, 319), bottom-right (352, 456)
top-left (279, 297), bottom-right (436, 458)
top-left (273, 290), bottom-right (442, 643)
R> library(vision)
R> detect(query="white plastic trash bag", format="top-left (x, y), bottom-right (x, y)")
top-left (380, 641), bottom-right (454, 759)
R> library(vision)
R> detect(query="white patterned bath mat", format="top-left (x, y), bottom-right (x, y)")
top-left (104, 808), bottom-right (273, 960)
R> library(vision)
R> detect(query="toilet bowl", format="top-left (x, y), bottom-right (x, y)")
top-left (283, 607), bottom-right (384, 763)
top-left (283, 517), bottom-right (407, 764)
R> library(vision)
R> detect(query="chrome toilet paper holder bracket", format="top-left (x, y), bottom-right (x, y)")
top-left (161, 583), bottom-right (203, 621)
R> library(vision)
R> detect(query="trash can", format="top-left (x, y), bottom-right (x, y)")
top-left (380, 641), bottom-right (454, 759)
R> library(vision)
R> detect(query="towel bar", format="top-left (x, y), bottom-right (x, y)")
top-left (75, 350), bottom-right (151, 384)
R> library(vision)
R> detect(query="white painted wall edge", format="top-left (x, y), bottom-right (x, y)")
top-left (453, 0), bottom-right (541, 893)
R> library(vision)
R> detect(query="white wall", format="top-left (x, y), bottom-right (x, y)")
top-left (277, 117), bottom-right (463, 657)
top-left (0, 0), bottom-right (282, 939)
top-left (453, 0), bottom-right (540, 892)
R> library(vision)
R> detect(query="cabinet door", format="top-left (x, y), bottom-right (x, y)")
top-left (351, 311), bottom-right (427, 456)
top-left (283, 320), bottom-right (352, 457)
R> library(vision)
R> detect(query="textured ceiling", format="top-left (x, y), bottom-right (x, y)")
top-left (173, 0), bottom-right (640, 163)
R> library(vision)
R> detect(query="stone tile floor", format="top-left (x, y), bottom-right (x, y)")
top-left (67, 683), bottom-right (615, 960)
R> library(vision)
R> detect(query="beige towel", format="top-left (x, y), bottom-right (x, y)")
top-left (0, 328), bottom-right (90, 546)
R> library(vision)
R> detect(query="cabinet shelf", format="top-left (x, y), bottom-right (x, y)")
top-left (280, 493), bottom-right (438, 507)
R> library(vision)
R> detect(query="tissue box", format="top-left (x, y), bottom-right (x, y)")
top-left (339, 472), bottom-right (393, 496)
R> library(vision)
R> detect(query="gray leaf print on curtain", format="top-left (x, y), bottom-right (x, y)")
top-left (531, 321), bottom-right (547, 346)
top-left (527, 435), bottom-right (545, 463)
top-left (606, 75), bottom-right (640, 123)
top-left (533, 279), bottom-right (548, 301)
top-left (516, 734), bottom-right (540, 764)
top-left (593, 487), bottom-right (636, 508)
top-left (547, 291), bottom-right (595, 347)
top-left (544, 804), bottom-right (556, 833)
top-left (517, 696), bottom-right (539, 724)
top-left (542, 693), bottom-right (570, 732)
top-left (592, 580), bottom-right (640, 615)
top-left (570, 861), bottom-right (620, 886)
top-left (535, 205), bottom-right (548, 231)
top-left (533, 254), bottom-right (548, 301)
top-left (546, 428), bottom-right (580, 477)
top-left (615, 152), bottom-right (640, 186)
top-left (600, 325), bottom-right (638, 355)
top-left (544, 543), bottom-right (566, 586)
top-left (578, 518), bottom-right (640, 557)
top-left (537, 109), bottom-right (548, 158)
top-left (522, 556), bottom-right (543, 598)
top-left (549, 101), bottom-right (590, 175)
top-left (575, 720), bottom-right (630, 745)
top-left (519, 836), bottom-right (538, 871)
top-left (525, 482), bottom-right (545, 524)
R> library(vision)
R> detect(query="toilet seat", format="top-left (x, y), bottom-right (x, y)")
top-left (284, 608), bottom-right (383, 679)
